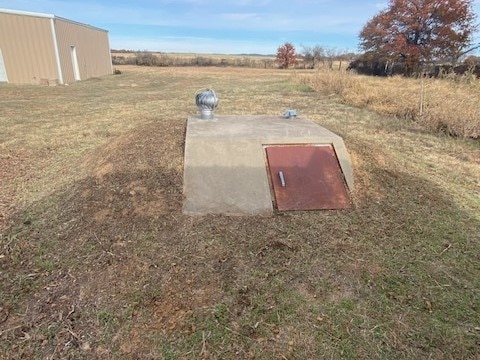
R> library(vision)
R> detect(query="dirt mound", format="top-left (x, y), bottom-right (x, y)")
top-left (0, 119), bottom-right (198, 358)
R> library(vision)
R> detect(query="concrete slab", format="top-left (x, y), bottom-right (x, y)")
top-left (183, 115), bottom-right (353, 215)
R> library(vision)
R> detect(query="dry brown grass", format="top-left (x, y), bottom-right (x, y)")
top-left (301, 69), bottom-right (480, 138)
top-left (1, 66), bottom-right (479, 359)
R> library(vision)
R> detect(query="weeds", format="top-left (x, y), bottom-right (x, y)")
top-left (97, 310), bottom-right (119, 333)
top-left (301, 68), bottom-right (480, 138)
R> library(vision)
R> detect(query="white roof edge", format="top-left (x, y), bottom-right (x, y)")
top-left (0, 8), bottom-right (108, 33)
top-left (0, 8), bottom-right (54, 19)
top-left (55, 16), bottom-right (108, 33)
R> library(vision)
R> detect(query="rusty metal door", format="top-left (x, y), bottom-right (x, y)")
top-left (265, 145), bottom-right (350, 211)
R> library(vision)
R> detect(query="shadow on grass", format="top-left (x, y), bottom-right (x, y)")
top-left (1, 125), bottom-right (479, 359)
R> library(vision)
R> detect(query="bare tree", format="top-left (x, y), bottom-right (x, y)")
top-left (323, 47), bottom-right (339, 69)
top-left (302, 45), bottom-right (324, 69)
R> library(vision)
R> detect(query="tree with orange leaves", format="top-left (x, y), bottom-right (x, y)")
top-left (275, 42), bottom-right (298, 69)
top-left (360, 0), bottom-right (478, 74)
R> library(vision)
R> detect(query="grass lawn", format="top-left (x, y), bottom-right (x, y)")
top-left (0, 66), bottom-right (479, 359)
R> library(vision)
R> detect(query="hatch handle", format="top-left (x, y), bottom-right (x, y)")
top-left (278, 171), bottom-right (286, 187)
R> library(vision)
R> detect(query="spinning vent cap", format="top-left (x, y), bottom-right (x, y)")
top-left (196, 89), bottom-right (219, 120)
top-left (284, 109), bottom-right (297, 118)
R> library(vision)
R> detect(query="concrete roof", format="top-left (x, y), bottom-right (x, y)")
top-left (183, 115), bottom-right (353, 216)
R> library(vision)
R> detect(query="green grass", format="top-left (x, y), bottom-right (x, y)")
top-left (0, 65), bottom-right (479, 359)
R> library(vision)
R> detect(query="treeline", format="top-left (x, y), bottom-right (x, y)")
top-left (111, 49), bottom-right (357, 69)
top-left (111, 50), bottom-right (480, 79)
top-left (300, 45), bottom-right (356, 70)
top-left (347, 53), bottom-right (480, 78)
top-left (112, 51), bottom-right (276, 68)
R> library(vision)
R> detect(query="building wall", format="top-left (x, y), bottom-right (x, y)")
top-left (0, 10), bottom-right (112, 84)
top-left (0, 12), bottom-right (58, 84)
top-left (54, 18), bottom-right (112, 84)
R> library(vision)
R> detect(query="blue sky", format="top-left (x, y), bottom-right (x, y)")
top-left (2, 0), bottom-right (480, 54)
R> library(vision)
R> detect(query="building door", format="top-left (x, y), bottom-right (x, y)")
top-left (70, 46), bottom-right (81, 81)
top-left (0, 48), bottom-right (8, 82)
top-left (265, 144), bottom-right (351, 211)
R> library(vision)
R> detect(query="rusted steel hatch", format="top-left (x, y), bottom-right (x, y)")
top-left (265, 144), bottom-right (350, 211)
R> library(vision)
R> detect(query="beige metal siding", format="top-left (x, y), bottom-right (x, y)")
top-left (0, 12), bottom-right (58, 84)
top-left (54, 19), bottom-right (112, 84)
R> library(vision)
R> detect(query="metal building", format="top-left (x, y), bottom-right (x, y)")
top-left (0, 8), bottom-right (112, 85)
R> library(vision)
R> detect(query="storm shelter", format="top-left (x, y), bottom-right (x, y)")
top-left (183, 115), bottom-right (353, 215)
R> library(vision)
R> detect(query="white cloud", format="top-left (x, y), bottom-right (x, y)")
top-left (220, 12), bottom-right (260, 21)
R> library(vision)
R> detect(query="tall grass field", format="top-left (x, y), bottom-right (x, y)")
top-left (301, 68), bottom-right (480, 139)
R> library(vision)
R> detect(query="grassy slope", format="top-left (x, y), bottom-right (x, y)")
top-left (0, 66), bottom-right (479, 359)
